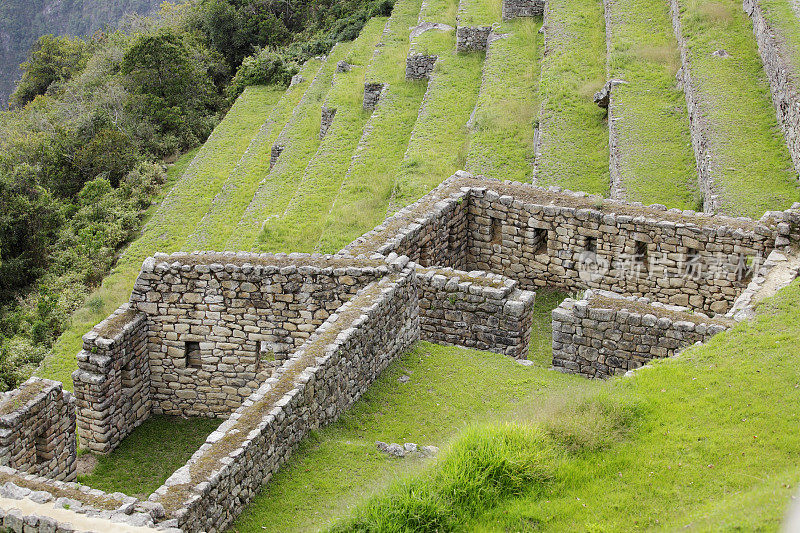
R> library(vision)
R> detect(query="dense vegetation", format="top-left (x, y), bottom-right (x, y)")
top-left (0, 0), bottom-right (393, 390)
top-left (0, 0), bottom-right (161, 104)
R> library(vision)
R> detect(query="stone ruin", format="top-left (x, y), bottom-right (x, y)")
top-left (1, 171), bottom-right (799, 531)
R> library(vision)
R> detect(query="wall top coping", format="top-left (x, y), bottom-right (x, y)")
top-left (81, 303), bottom-right (146, 350)
top-left (141, 251), bottom-right (390, 275)
top-left (415, 265), bottom-right (513, 291)
top-left (343, 171), bottom-right (793, 257)
top-left (0, 377), bottom-right (63, 423)
top-left (564, 289), bottom-right (732, 327)
top-left (152, 268), bottom-right (415, 515)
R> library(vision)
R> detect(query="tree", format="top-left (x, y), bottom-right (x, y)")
top-left (9, 35), bottom-right (89, 108)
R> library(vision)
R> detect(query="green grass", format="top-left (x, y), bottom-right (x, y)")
top-left (330, 280), bottom-right (800, 531)
top-left (759, 0), bottom-right (800, 76)
top-left (255, 18), bottom-right (387, 253)
top-left (315, 0), bottom-right (428, 253)
top-left (36, 87), bottom-right (283, 389)
top-left (183, 59), bottom-right (321, 252)
top-left (228, 290), bottom-right (574, 532)
top-left (605, 0), bottom-right (700, 209)
top-left (457, 0), bottom-right (502, 27)
top-left (465, 18), bottom-right (541, 182)
top-left (226, 42), bottom-right (355, 251)
top-left (389, 29), bottom-right (486, 210)
top-left (419, 0), bottom-right (459, 24)
top-left (676, 0), bottom-right (800, 217)
top-left (78, 415), bottom-right (222, 498)
top-left (535, 0), bottom-right (610, 195)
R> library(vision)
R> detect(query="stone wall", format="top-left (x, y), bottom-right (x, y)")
top-left (744, 0), bottom-right (800, 176)
top-left (502, 0), bottom-right (545, 19)
top-left (129, 252), bottom-right (387, 418)
top-left (406, 53), bottom-right (438, 80)
top-left (0, 466), bottom-right (172, 531)
top-left (416, 266), bottom-right (535, 358)
top-left (347, 172), bottom-right (785, 316)
top-left (456, 26), bottom-right (492, 52)
top-left (72, 304), bottom-right (151, 454)
top-left (363, 82), bottom-right (385, 110)
top-left (669, 0), bottom-right (720, 212)
top-left (320, 106), bottom-right (336, 139)
top-left (151, 267), bottom-right (419, 532)
top-left (552, 290), bottom-right (730, 378)
top-left (269, 143), bottom-right (284, 170)
top-left (0, 378), bottom-right (76, 483)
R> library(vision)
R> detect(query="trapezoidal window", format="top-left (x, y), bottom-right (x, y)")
top-left (185, 341), bottom-right (202, 369)
top-left (585, 236), bottom-right (597, 254)
top-left (532, 228), bottom-right (548, 255)
top-left (490, 217), bottom-right (503, 245)
top-left (634, 240), bottom-right (649, 271)
top-left (258, 340), bottom-right (276, 369)
top-left (34, 425), bottom-right (52, 465)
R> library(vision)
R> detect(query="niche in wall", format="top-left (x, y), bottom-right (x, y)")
top-left (185, 341), bottom-right (202, 369)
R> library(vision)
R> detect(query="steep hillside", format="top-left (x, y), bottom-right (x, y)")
top-left (0, 0), bottom-right (159, 104)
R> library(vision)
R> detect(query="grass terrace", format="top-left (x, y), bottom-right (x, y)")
top-left (758, 0), bottom-right (800, 75)
top-left (315, 0), bottom-right (428, 253)
top-left (456, 0), bottom-right (501, 27)
top-left (255, 17), bottom-right (388, 252)
top-left (465, 18), bottom-right (541, 182)
top-left (225, 44), bottom-right (355, 251)
top-left (389, 7), bottom-right (485, 210)
top-left (675, 0), bottom-right (800, 217)
top-left (183, 59), bottom-right (321, 252)
top-left (534, 0), bottom-right (609, 195)
top-left (605, 0), bottom-right (700, 209)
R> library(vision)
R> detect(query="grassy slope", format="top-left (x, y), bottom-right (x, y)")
top-left (78, 416), bottom-right (222, 498)
top-left (36, 87), bottom-right (283, 388)
top-left (605, 0), bottom-right (700, 209)
top-left (225, 43), bottom-right (355, 251)
top-left (330, 281), bottom-right (800, 531)
top-left (465, 18), bottom-right (541, 182)
top-left (759, 0), bottom-right (800, 75)
top-left (182, 60), bottom-right (321, 252)
top-left (676, 0), bottom-right (799, 217)
top-left (534, 0), bottom-right (609, 195)
top-left (457, 0), bottom-right (500, 27)
top-left (229, 291), bottom-right (577, 533)
top-left (255, 17), bottom-right (387, 253)
top-left (389, 36), bottom-right (485, 210)
top-left (314, 0), bottom-right (427, 253)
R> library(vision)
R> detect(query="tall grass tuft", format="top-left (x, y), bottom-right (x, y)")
top-left (329, 424), bottom-right (559, 532)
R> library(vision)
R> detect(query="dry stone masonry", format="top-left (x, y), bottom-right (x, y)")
top-left (502, 0), bottom-right (545, 19)
top-left (363, 82), bottom-right (385, 110)
top-left (320, 106), bottom-right (337, 139)
top-left (0, 379), bottom-right (75, 483)
top-left (4, 168), bottom-right (800, 531)
top-left (552, 290), bottom-right (730, 378)
top-left (743, 0), bottom-right (800, 177)
top-left (456, 26), bottom-right (493, 52)
top-left (269, 143), bottom-right (284, 170)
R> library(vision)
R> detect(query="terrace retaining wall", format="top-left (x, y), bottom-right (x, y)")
top-left (363, 82), bottom-right (385, 110)
top-left (456, 26), bottom-right (492, 52)
top-left (744, 0), bottom-right (800, 176)
top-left (0, 379), bottom-right (76, 482)
top-left (151, 268), bottom-right (419, 532)
top-left (552, 290), bottom-right (730, 378)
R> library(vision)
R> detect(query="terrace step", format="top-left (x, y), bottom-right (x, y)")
top-left (465, 19), bottom-right (541, 181)
top-left (533, 0), bottom-right (609, 195)
top-left (181, 58), bottom-right (323, 252)
top-left (669, 0), bottom-right (800, 217)
top-left (601, 0), bottom-right (699, 209)
top-left (225, 42), bottom-right (354, 251)
top-left (255, 17), bottom-right (388, 253)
